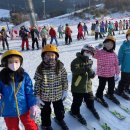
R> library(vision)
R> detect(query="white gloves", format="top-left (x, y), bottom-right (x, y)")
top-left (114, 74), bottom-right (119, 81)
top-left (30, 105), bottom-right (41, 118)
top-left (36, 96), bottom-right (44, 108)
top-left (62, 90), bottom-right (68, 101)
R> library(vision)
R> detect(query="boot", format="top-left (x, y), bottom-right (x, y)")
top-left (105, 94), bottom-right (120, 105)
top-left (69, 111), bottom-right (87, 125)
top-left (89, 107), bottom-right (100, 120)
top-left (95, 97), bottom-right (108, 108)
top-left (54, 118), bottom-right (69, 130)
top-left (42, 126), bottom-right (53, 130)
top-left (115, 89), bottom-right (130, 100)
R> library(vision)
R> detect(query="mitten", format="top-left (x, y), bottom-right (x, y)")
top-left (30, 105), bottom-right (41, 118)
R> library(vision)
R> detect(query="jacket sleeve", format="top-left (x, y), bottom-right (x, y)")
top-left (61, 66), bottom-right (68, 91)
top-left (114, 53), bottom-right (120, 75)
top-left (71, 59), bottom-right (89, 75)
top-left (34, 66), bottom-right (43, 96)
top-left (24, 73), bottom-right (36, 108)
top-left (118, 44), bottom-right (124, 66)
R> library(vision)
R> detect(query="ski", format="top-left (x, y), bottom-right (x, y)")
top-left (104, 94), bottom-right (130, 114)
top-left (95, 98), bottom-right (126, 120)
top-left (98, 120), bottom-right (111, 130)
top-left (69, 111), bottom-right (96, 130)
top-left (119, 104), bottom-right (130, 114)
top-left (108, 109), bottom-right (126, 120)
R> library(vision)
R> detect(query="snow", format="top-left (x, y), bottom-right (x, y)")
top-left (0, 11), bottom-right (130, 130)
top-left (0, 9), bottom-right (10, 18)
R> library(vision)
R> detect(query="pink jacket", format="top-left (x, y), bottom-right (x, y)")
top-left (93, 49), bottom-right (120, 77)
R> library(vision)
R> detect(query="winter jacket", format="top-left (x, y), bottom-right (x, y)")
top-left (93, 49), bottom-right (120, 77)
top-left (34, 60), bottom-right (68, 102)
top-left (71, 52), bottom-right (94, 93)
top-left (65, 26), bottom-right (72, 36)
top-left (30, 29), bottom-right (39, 40)
top-left (118, 40), bottom-right (130, 73)
top-left (40, 28), bottom-right (48, 39)
top-left (49, 28), bottom-right (56, 37)
top-left (19, 29), bottom-right (28, 40)
top-left (0, 72), bottom-right (36, 117)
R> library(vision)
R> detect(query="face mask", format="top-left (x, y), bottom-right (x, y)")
top-left (8, 63), bottom-right (20, 71)
top-left (127, 36), bottom-right (130, 41)
top-left (83, 52), bottom-right (91, 57)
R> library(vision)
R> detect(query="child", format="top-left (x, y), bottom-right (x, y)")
top-left (70, 44), bottom-right (100, 124)
top-left (94, 36), bottom-right (120, 107)
top-left (34, 44), bottom-right (69, 130)
top-left (0, 50), bottom-right (38, 130)
top-left (115, 29), bottom-right (130, 100)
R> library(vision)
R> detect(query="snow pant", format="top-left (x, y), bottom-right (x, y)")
top-left (41, 99), bottom-right (65, 127)
top-left (96, 76), bottom-right (115, 99)
top-left (42, 38), bottom-right (47, 48)
top-left (2, 38), bottom-right (9, 50)
top-left (65, 34), bottom-right (72, 45)
top-left (59, 32), bottom-right (63, 38)
top-left (95, 32), bottom-right (99, 40)
top-left (50, 37), bottom-right (58, 46)
top-left (32, 38), bottom-right (39, 49)
top-left (117, 72), bottom-right (130, 93)
top-left (21, 39), bottom-right (29, 50)
top-left (71, 92), bottom-right (94, 115)
top-left (4, 111), bottom-right (38, 130)
top-left (77, 32), bottom-right (84, 40)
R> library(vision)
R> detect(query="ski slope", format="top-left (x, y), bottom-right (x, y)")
top-left (0, 13), bottom-right (130, 130)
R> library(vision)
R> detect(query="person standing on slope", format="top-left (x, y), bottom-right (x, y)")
top-left (93, 36), bottom-right (120, 107)
top-left (115, 29), bottom-right (130, 99)
top-left (70, 44), bottom-right (100, 124)
top-left (34, 44), bottom-right (69, 130)
top-left (0, 50), bottom-right (38, 130)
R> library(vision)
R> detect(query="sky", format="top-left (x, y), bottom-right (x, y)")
top-left (0, 9), bottom-right (130, 130)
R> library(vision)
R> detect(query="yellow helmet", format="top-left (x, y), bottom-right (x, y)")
top-left (126, 29), bottom-right (130, 37)
top-left (103, 36), bottom-right (116, 44)
top-left (1, 50), bottom-right (23, 66)
top-left (42, 44), bottom-right (59, 57)
top-left (2, 26), bottom-right (6, 30)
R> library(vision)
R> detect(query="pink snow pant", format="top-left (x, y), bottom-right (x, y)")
top-left (4, 111), bottom-right (38, 130)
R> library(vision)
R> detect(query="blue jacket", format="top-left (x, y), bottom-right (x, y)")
top-left (118, 40), bottom-right (130, 73)
top-left (0, 72), bottom-right (36, 117)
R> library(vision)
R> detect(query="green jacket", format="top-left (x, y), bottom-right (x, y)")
top-left (71, 52), bottom-right (94, 93)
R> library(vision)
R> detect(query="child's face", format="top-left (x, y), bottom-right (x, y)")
top-left (8, 56), bottom-right (21, 71)
top-left (104, 41), bottom-right (114, 50)
top-left (44, 52), bottom-right (56, 60)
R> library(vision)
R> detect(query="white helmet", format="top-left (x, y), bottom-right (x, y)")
top-left (81, 44), bottom-right (94, 53)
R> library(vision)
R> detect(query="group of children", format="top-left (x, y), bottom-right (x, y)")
top-left (0, 29), bottom-right (130, 130)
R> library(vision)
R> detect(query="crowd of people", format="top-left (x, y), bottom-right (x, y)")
top-left (0, 18), bottom-right (130, 51)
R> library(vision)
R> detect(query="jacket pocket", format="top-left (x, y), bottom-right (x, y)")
top-left (74, 76), bottom-right (82, 87)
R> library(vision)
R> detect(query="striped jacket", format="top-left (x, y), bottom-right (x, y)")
top-left (34, 60), bottom-right (68, 102)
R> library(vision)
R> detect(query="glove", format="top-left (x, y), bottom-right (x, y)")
top-left (36, 96), bottom-right (44, 107)
top-left (30, 105), bottom-right (41, 118)
top-left (88, 70), bottom-right (95, 79)
top-left (114, 74), bottom-right (119, 81)
top-left (62, 91), bottom-right (68, 101)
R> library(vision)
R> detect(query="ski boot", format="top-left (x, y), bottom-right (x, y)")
top-left (54, 118), bottom-right (69, 130)
top-left (89, 108), bottom-right (100, 120)
top-left (41, 126), bottom-right (53, 130)
top-left (95, 97), bottom-right (109, 108)
top-left (105, 94), bottom-right (120, 105)
top-left (115, 89), bottom-right (130, 100)
top-left (69, 111), bottom-right (87, 125)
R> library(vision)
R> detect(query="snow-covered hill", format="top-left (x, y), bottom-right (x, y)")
top-left (0, 13), bottom-right (130, 130)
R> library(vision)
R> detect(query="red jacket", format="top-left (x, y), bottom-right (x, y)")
top-left (49, 28), bottom-right (56, 37)
top-left (65, 26), bottom-right (72, 36)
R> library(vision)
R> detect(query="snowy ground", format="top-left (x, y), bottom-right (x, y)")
top-left (0, 14), bottom-right (130, 130)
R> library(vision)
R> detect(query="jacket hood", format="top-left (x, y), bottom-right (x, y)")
top-left (76, 52), bottom-right (89, 61)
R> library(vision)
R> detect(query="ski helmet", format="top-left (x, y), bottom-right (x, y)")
top-left (81, 44), bottom-right (94, 55)
top-left (41, 44), bottom-right (59, 58)
top-left (1, 50), bottom-right (23, 67)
